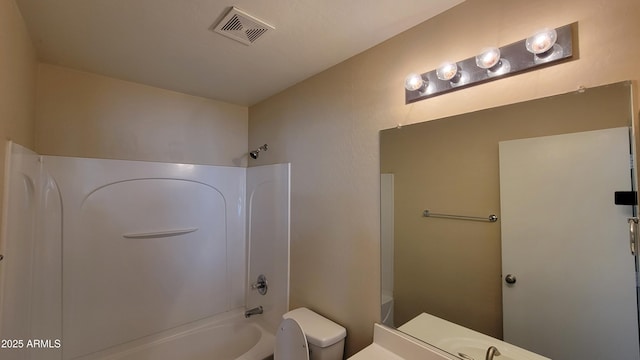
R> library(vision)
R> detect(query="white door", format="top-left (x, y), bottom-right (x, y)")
top-left (499, 127), bottom-right (639, 360)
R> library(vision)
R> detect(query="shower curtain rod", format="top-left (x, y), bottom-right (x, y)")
top-left (422, 209), bottom-right (498, 223)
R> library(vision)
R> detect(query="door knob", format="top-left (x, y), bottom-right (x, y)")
top-left (505, 274), bottom-right (517, 284)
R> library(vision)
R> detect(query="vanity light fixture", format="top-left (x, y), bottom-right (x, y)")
top-left (405, 23), bottom-right (576, 104)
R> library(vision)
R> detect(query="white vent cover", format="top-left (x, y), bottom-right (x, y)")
top-left (211, 7), bottom-right (275, 45)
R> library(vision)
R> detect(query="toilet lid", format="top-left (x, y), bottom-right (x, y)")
top-left (275, 318), bottom-right (310, 360)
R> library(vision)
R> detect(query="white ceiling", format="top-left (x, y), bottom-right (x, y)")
top-left (16, 0), bottom-right (464, 106)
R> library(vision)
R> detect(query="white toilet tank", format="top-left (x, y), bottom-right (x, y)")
top-left (281, 307), bottom-right (346, 360)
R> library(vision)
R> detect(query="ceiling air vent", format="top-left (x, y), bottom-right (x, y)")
top-left (211, 7), bottom-right (275, 46)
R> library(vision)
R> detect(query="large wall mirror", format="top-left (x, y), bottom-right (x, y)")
top-left (380, 81), bottom-right (640, 359)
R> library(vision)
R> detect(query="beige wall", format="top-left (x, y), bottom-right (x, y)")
top-left (0, 0), bottom-right (37, 221)
top-left (35, 64), bottom-right (248, 166)
top-left (248, 0), bottom-right (640, 355)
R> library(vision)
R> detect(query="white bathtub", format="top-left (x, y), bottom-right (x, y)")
top-left (75, 308), bottom-right (275, 360)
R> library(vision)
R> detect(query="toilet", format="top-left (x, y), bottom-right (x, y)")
top-left (275, 307), bottom-right (347, 360)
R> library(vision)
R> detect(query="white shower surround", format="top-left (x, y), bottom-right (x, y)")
top-left (0, 142), bottom-right (290, 360)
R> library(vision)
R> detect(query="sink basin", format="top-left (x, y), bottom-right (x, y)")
top-left (398, 313), bottom-right (550, 360)
top-left (438, 337), bottom-right (534, 360)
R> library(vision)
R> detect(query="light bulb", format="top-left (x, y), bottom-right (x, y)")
top-left (404, 73), bottom-right (426, 92)
top-left (475, 47), bottom-right (501, 69)
top-left (526, 28), bottom-right (558, 54)
top-left (436, 62), bottom-right (458, 81)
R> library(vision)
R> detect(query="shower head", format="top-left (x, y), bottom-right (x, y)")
top-left (249, 144), bottom-right (268, 159)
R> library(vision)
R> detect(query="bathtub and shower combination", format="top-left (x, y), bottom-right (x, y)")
top-left (0, 143), bottom-right (290, 360)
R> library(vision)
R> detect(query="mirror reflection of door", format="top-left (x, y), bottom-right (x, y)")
top-left (499, 128), bottom-right (639, 359)
top-left (379, 81), bottom-right (639, 358)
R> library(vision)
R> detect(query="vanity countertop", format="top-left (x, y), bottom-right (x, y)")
top-left (348, 323), bottom-right (455, 360)
top-left (348, 343), bottom-right (406, 360)
top-left (398, 313), bottom-right (550, 360)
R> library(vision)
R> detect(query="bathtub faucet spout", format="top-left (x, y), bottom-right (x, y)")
top-left (245, 306), bottom-right (263, 318)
